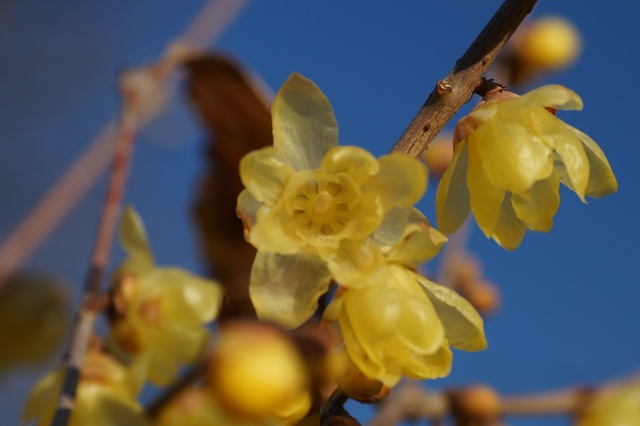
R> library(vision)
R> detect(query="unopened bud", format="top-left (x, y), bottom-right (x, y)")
top-left (209, 321), bottom-right (312, 423)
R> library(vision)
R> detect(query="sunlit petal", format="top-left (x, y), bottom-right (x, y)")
top-left (272, 73), bottom-right (338, 170)
top-left (249, 251), bottom-right (332, 328)
top-left (417, 275), bottom-right (487, 351)
top-left (239, 147), bottom-right (294, 204)
top-left (563, 123), bottom-right (618, 197)
top-left (512, 172), bottom-right (560, 232)
top-left (436, 142), bottom-right (471, 234)
top-left (467, 141), bottom-right (505, 238)
top-left (367, 153), bottom-right (428, 210)
top-left (492, 193), bottom-right (528, 250)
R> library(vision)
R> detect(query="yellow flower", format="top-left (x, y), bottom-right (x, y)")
top-left (108, 207), bottom-right (224, 386)
top-left (436, 85), bottom-right (617, 249)
top-left (237, 73), bottom-right (426, 327)
top-left (208, 321), bottom-right (311, 425)
top-left (22, 349), bottom-right (147, 426)
top-left (324, 264), bottom-right (486, 387)
top-left (578, 381), bottom-right (640, 426)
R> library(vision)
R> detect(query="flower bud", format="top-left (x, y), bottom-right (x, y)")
top-left (0, 274), bottom-right (69, 370)
top-left (209, 321), bottom-right (312, 424)
top-left (515, 16), bottom-right (582, 72)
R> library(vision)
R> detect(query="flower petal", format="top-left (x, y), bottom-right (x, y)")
top-left (236, 188), bottom-right (261, 236)
top-left (436, 142), bottom-right (471, 235)
top-left (239, 147), bottom-right (294, 205)
top-left (249, 251), bottom-right (332, 328)
top-left (154, 268), bottom-right (224, 324)
top-left (319, 146), bottom-right (379, 186)
top-left (345, 274), bottom-right (445, 358)
top-left (249, 202), bottom-right (301, 254)
top-left (386, 212), bottom-right (448, 267)
top-left (417, 275), bottom-right (487, 352)
top-left (474, 109), bottom-right (554, 192)
top-left (324, 239), bottom-right (386, 289)
top-left (467, 141), bottom-right (505, 238)
top-left (272, 73), bottom-right (338, 171)
top-left (492, 193), bottom-right (528, 250)
top-left (366, 153), bottom-right (427, 210)
top-left (400, 342), bottom-right (452, 380)
top-left (532, 112), bottom-right (590, 200)
top-left (372, 206), bottom-right (420, 250)
top-left (512, 171), bottom-right (561, 232)
top-left (563, 123), bottom-right (618, 197)
top-left (339, 310), bottom-right (399, 386)
top-left (119, 207), bottom-right (154, 274)
top-left (503, 85), bottom-right (583, 112)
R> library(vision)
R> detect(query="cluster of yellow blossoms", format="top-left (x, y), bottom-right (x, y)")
top-left (436, 85), bottom-right (617, 249)
top-left (238, 74), bottom-right (487, 389)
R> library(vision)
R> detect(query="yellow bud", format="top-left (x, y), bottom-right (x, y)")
top-left (516, 16), bottom-right (582, 71)
top-left (209, 321), bottom-right (312, 424)
top-left (455, 385), bottom-right (502, 420)
top-left (336, 350), bottom-right (383, 402)
top-left (0, 274), bottom-right (69, 370)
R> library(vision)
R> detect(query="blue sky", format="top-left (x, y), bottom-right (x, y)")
top-left (1, 1), bottom-right (639, 425)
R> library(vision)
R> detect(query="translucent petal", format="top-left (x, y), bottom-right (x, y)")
top-left (533, 112), bottom-right (590, 200)
top-left (239, 147), bottom-right (294, 204)
top-left (236, 188), bottom-right (261, 233)
top-left (249, 251), bottom-right (332, 328)
top-left (474, 109), bottom-right (554, 192)
top-left (319, 145), bottom-right (379, 186)
top-left (400, 342), bottom-right (452, 380)
top-left (467, 141), bottom-right (505, 238)
top-left (22, 370), bottom-right (61, 425)
top-left (386, 216), bottom-right (448, 267)
top-left (119, 206), bottom-right (153, 273)
top-left (153, 268), bottom-right (224, 324)
top-left (272, 73), bottom-right (338, 171)
top-left (366, 153), bottom-right (427, 210)
top-left (249, 202), bottom-right (301, 254)
top-left (417, 275), bottom-right (487, 351)
top-left (344, 277), bottom-right (445, 357)
top-left (436, 142), bottom-right (471, 234)
top-left (492, 193), bottom-right (528, 250)
top-left (324, 239), bottom-right (386, 289)
top-left (371, 206), bottom-right (420, 250)
top-left (563, 123), bottom-right (618, 197)
top-left (340, 310), bottom-right (399, 386)
top-left (512, 172), bottom-right (560, 232)
top-left (502, 85), bottom-right (583, 112)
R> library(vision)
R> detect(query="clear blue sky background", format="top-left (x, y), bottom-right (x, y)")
top-left (1, 1), bottom-right (639, 425)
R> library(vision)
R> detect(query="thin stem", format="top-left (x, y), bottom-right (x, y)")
top-left (391, 0), bottom-right (537, 158)
top-left (51, 93), bottom-right (138, 426)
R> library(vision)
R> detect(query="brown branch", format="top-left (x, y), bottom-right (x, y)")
top-left (367, 381), bottom-right (625, 425)
top-left (51, 56), bottom-right (190, 424)
top-left (391, 0), bottom-right (537, 158)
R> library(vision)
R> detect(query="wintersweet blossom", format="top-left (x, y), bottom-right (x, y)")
top-left (237, 73), bottom-right (427, 327)
top-left (22, 349), bottom-right (146, 426)
top-left (108, 207), bottom-right (224, 386)
top-left (324, 210), bottom-right (485, 387)
top-left (436, 85), bottom-right (617, 249)
top-left (324, 266), bottom-right (486, 387)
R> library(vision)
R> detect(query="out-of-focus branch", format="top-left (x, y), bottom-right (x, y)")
top-left (367, 380), bottom-right (633, 425)
top-left (0, 0), bottom-right (249, 287)
top-left (391, 0), bottom-right (537, 158)
top-left (51, 65), bottom-right (163, 426)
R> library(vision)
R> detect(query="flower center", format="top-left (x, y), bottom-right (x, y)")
top-left (283, 170), bottom-right (362, 246)
top-left (313, 191), bottom-right (334, 219)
